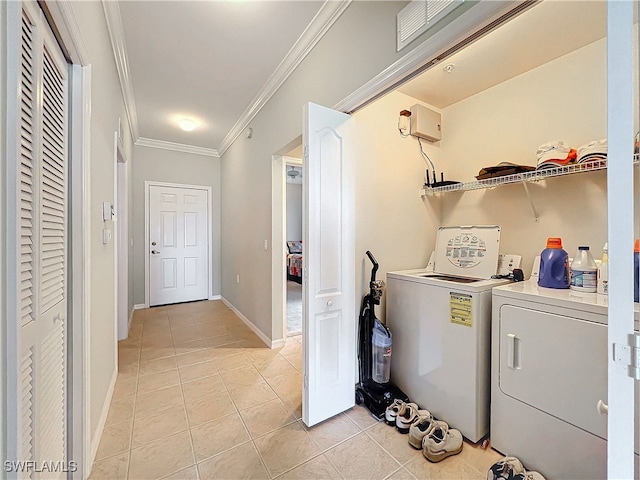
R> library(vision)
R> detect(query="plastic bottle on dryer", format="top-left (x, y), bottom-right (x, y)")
top-left (634, 239), bottom-right (639, 303)
top-left (570, 246), bottom-right (597, 293)
top-left (597, 243), bottom-right (608, 295)
top-left (538, 237), bottom-right (569, 289)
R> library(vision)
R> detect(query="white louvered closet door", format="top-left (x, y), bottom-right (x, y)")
top-left (15, 2), bottom-right (69, 478)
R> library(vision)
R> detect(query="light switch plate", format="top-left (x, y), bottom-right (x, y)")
top-left (102, 228), bottom-right (112, 244)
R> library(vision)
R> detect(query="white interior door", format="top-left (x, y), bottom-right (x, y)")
top-left (148, 185), bottom-right (209, 306)
top-left (7, 2), bottom-right (69, 477)
top-left (302, 102), bottom-right (355, 427)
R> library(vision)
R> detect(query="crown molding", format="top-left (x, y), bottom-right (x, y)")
top-left (102, 0), bottom-right (140, 141)
top-left (135, 137), bottom-right (220, 158)
top-left (216, 0), bottom-right (351, 156)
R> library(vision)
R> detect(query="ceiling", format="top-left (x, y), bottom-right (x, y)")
top-left (398, 1), bottom-right (607, 108)
top-left (115, 1), bottom-right (327, 155)
top-left (113, 1), bottom-right (611, 157)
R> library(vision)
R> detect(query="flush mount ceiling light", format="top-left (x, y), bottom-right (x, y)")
top-left (179, 118), bottom-right (197, 132)
top-left (287, 166), bottom-right (301, 178)
top-left (443, 63), bottom-right (455, 73)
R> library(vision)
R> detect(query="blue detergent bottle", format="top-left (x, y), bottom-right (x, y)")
top-left (539, 237), bottom-right (570, 289)
top-left (634, 239), bottom-right (639, 303)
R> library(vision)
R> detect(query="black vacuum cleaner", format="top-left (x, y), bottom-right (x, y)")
top-left (355, 251), bottom-right (409, 419)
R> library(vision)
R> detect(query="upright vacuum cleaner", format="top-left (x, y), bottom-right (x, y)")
top-left (355, 251), bottom-right (409, 419)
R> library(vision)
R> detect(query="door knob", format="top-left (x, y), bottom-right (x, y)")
top-left (152, 250), bottom-right (160, 254)
top-left (327, 300), bottom-right (333, 306)
top-left (151, 241), bottom-right (157, 246)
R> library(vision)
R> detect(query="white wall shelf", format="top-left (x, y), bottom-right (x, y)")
top-left (420, 159), bottom-right (615, 196)
top-left (420, 156), bottom-right (638, 222)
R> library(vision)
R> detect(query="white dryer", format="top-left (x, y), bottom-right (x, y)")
top-left (491, 281), bottom-right (640, 479)
top-left (386, 225), bottom-right (509, 443)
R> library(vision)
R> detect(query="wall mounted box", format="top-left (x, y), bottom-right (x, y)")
top-left (410, 104), bottom-right (442, 142)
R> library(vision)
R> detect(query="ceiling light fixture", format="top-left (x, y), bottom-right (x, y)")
top-left (287, 166), bottom-right (301, 178)
top-left (443, 64), bottom-right (455, 73)
top-left (179, 118), bottom-right (197, 132)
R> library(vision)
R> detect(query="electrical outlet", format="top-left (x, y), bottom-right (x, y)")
top-left (236, 274), bottom-right (240, 284)
top-left (497, 254), bottom-right (522, 276)
top-left (264, 240), bottom-right (268, 251)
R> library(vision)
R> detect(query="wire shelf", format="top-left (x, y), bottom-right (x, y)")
top-left (420, 156), bottom-right (638, 196)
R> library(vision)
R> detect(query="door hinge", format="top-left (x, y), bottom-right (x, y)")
top-left (613, 333), bottom-right (640, 380)
top-left (304, 375), bottom-right (308, 388)
top-left (303, 144), bottom-right (309, 162)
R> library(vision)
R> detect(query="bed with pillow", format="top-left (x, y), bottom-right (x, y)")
top-left (286, 241), bottom-right (303, 284)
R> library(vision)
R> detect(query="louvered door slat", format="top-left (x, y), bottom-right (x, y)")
top-left (19, 7), bottom-right (35, 328)
top-left (20, 348), bottom-right (34, 480)
top-left (38, 321), bottom-right (65, 470)
top-left (39, 45), bottom-right (66, 316)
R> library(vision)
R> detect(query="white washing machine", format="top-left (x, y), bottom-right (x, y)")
top-left (491, 281), bottom-right (640, 479)
top-left (386, 225), bottom-right (510, 443)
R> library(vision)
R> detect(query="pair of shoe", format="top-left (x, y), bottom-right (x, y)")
top-left (488, 456), bottom-right (546, 480)
top-left (415, 417), bottom-right (463, 463)
top-left (386, 400), bottom-right (463, 463)
top-left (385, 400), bottom-right (427, 433)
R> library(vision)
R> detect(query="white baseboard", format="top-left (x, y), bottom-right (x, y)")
top-left (221, 297), bottom-right (277, 348)
top-left (128, 306), bottom-right (135, 329)
top-left (134, 303), bottom-right (146, 310)
top-left (89, 368), bottom-right (118, 470)
top-left (209, 294), bottom-right (221, 301)
top-left (271, 338), bottom-right (286, 348)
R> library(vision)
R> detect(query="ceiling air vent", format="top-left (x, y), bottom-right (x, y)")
top-left (397, 0), bottom-right (464, 51)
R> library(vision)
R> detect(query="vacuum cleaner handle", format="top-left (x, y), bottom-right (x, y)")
top-left (365, 250), bottom-right (379, 283)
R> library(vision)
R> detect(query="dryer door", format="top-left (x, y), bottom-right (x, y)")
top-left (498, 304), bottom-right (607, 439)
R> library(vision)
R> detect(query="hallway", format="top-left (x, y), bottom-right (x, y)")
top-left (90, 300), bottom-right (500, 479)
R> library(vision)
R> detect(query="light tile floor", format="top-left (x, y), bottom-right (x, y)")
top-left (90, 300), bottom-right (502, 479)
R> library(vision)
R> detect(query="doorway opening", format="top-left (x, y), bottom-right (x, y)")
top-left (285, 159), bottom-right (303, 336)
top-left (115, 132), bottom-right (129, 340)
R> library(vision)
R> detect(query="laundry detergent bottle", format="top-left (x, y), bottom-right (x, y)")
top-left (538, 237), bottom-right (569, 289)
top-left (634, 239), bottom-right (639, 303)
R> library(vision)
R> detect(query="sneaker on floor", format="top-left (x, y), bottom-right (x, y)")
top-left (523, 471), bottom-right (546, 480)
top-left (422, 420), bottom-right (463, 462)
top-left (385, 399), bottom-right (406, 426)
top-left (395, 402), bottom-right (420, 433)
top-left (408, 410), bottom-right (434, 449)
top-left (487, 456), bottom-right (526, 480)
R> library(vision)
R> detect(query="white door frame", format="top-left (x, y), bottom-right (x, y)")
top-left (605, 1), bottom-right (635, 478)
top-left (115, 131), bottom-right (129, 340)
top-left (144, 181), bottom-right (213, 308)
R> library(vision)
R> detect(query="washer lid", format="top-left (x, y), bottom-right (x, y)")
top-left (433, 225), bottom-right (501, 279)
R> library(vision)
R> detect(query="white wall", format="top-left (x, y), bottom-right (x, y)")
top-left (69, 0), bottom-right (134, 442)
top-left (220, 0), bottom-right (472, 342)
top-left (437, 38), bottom-right (611, 276)
top-left (352, 90), bottom-right (442, 320)
top-left (286, 183), bottom-right (302, 242)
top-left (132, 145), bottom-right (222, 304)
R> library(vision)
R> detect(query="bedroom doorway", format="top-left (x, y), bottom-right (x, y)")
top-left (285, 157), bottom-right (303, 336)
